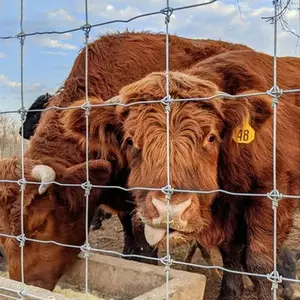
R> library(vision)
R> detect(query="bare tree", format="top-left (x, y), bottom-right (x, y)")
top-left (262, 0), bottom-right (300, 38)
top-left (0, 114), bottom-right (28, 159)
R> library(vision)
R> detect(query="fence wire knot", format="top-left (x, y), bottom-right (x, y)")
top-left (267, 86), bottom-right (283, 105)
top-left (80, 243), bottom-right (91, 258)
top-left (17, 287), bottom-right (28, 297)
top-left (161, 95), bottom-right (172, 106)
top-left (160, 255), bottom-right (173, 268)
top-left (81, 181), bottom-right (92, 196)
top-left (81, 23), bottom-right (91, 38)
top-left (267, 189), bottom-right (282, 208)
top-left (17, 233), bottom-right (26, 248)
top-left (17, 178), bottom-right (27, 191)
top-left (16, 32), bottom-right (25, 45)
top-left (18, 107), bottom-right (27, 123)
top-left (160, 6), bottom-right (174, 23)
top-left (161, 185), bottom-right (174, 196)
top-left (162, 95), bottom-right (172, 114)
top-left (267, 270), bottom-right (282, 290)
top-left (81, 102), bottom-right (92, 116)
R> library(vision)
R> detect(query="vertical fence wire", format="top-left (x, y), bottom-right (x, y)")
top-left (0, 0), bottom-right (300, 299)
top-left (18, 0), bottom-right (26, 296)
top-left (271, 1), bottom-right (280, 299)
top-left (163, 1), bottom-right (172, 299)
top-left (83, 0), bottom-right (91, 299)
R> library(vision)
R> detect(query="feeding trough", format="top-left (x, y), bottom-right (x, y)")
top-left (58, 253), bottom-right (206, 300)
top-left (0, 253), bottom-right (206, 299)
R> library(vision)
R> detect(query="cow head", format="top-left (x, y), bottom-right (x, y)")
top-left (0, 157), bottom-right (111, 290)
top-left (19, 93), bottom-right (52, 139)
top-left (60, 71), bottom-right (272, 250)
top-left (110, 71), bottom-right (273, 249)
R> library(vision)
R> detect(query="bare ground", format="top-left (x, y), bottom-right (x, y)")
top-left (89, 212), bottom-right (300, 300)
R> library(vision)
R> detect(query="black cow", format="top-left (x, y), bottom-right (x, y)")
top-left (19, 93), bottom-right (52, 139)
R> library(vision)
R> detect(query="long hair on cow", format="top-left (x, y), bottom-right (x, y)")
top-left (116, 59), bottom-right (300, 300)
top-left (0, 31), bottom-right (253, 291)
top-left (63, 48), bottom-right (300, 300)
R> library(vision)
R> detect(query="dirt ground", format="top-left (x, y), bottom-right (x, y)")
top-left (89, 213), bottom-right (300, 300)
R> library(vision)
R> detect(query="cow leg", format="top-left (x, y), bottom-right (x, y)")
top-left (184, 241), bottom-right (222, 279)
top-left (218, 244), bottom-right (244, 300)
top-left (243, 248), bottom-right (273, 300)
top-left (196, 242), bottom-right (222, 279)
top-left (243, 199), bottom-right (288, 300)
top-left (118, 211), bottom-right (158, 265)
top-left (131, 213), bottom-right (158, 265)
top-left (184, 240), bottom-right (197, 271)
top-left (90, 206), bottom-right (112, 231)
top-left (118, 211), bottom-right (135, 256)
top-left (184, 241), bottom-right (221, 278)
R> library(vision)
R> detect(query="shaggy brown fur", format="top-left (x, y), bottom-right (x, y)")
top-left (61, 33), bottom-right (251, 165)
top-left (63, 49), bottom-right (300, 300)
top-left (0, 31), bottom-right (253, 290)
top-left (64, 49), bottom-right (300, 170)
top-left (0, 158), bottom-right (111, 290)
top-left (118, 67), bottom-right (300, 300)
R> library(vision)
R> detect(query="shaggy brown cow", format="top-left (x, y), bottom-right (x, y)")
top-left (63, 49), bottom-right (300, 300)
top-left (0, 32), bottom-right (252, 290)
top-left (0, 157), bottom-right (111, 290)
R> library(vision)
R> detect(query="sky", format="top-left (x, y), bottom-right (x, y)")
top-left (0, 0), bottom-right (300, 114)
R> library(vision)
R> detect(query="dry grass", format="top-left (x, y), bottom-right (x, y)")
top-left (54, 286), bottom-right (113, 300)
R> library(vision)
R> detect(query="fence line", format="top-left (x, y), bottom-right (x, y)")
top-left (0, 0), bottom-right (300, 300)
top-left (271, 1), bottom-right (280, 298)
top-left (18, 0), bottom-right (26, 293)
top-left (163, 1), bottom-right (172, 297)
top-left (83, 0), bottom-right (91, 298)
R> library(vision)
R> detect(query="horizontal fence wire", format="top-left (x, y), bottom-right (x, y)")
top-left (0, 1), bottom-right (218, 40)
top-left (2, 179), bottom-right (300, 199)
top-left (0, 0), bottom-right (300, 299)
top-left (1, 88), bottom-right (300, 115)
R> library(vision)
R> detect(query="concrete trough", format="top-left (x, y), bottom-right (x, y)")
top-left (0, 253), bottom-right (206, 300)
top-left (0, 275), bottom-right (73, 300)
top-left (58, 253), bottom-right (206, 300)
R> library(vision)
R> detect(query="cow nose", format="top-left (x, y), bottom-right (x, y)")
top-left (151, 197), bottom-right (192, 228)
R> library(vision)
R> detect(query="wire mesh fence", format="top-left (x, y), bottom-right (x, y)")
top-left (0, 0), bottom-right (300, 299)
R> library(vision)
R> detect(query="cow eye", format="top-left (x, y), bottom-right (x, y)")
top-left (207, 134), bottom-right (216, 143)
top-left (126, 137), bottom-right (133, 147)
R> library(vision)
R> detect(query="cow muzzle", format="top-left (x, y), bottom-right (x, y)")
top-left (141, 194), bottom-right (196, 246)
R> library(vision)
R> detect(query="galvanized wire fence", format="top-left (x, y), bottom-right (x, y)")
top-left (0, 0), bottom-right (300, 299)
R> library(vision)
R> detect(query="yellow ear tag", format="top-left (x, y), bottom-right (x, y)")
top-left (232, 116), bottom-right (255, 144)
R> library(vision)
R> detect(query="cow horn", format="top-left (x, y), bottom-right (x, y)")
top-left (105, 96), bottom-right (121, 105)
top-left (31, 165), bottom-right (56, 195)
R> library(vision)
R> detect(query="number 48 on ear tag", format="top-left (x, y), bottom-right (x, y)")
top-left (232, 117), bottom-right (255, 144)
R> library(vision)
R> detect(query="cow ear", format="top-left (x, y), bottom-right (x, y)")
top-left (61, 97), bottom-right (124, 166)
top-left (56, 159), bottom-right (112, 212)
top-left (220, 90), bottom-right (273, 133)
top-left (62, 159), bottom-right (112, 185)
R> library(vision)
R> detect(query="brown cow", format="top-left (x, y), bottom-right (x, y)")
top-left (63, 49), bottom-right (300, 300)
top-left (0, 157), bottom-right (111, 290)
top-left (0, 32), bottom-right (251, 290)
